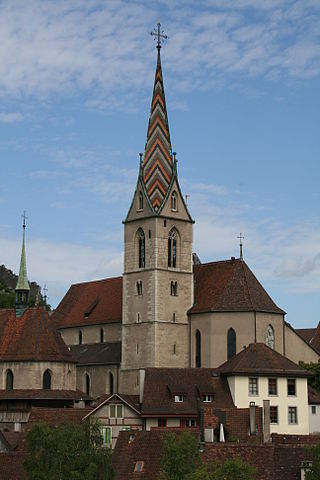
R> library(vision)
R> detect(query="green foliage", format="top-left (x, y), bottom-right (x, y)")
top-left (0, 291), bottom-right (15, 308)
top-left (159, 432), bottom-right (255, 480)
top-left (159, 431), bottom-right (200, 480)
top-left (300, 360), bottom-right (320, 392)
top-left (305, 443), bottom-right (320, 480)
top-left (24, 420), bottom-right (114, 480)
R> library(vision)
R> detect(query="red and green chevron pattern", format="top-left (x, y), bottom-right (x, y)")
top-left (143, 49), bottom-right (173, 212)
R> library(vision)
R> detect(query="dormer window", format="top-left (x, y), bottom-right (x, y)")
top-left (202, 394), bottom-right (213, 403)
top-left (138, 191), bottom-right (143, 210)
top-left (171, 191), bottom-right (177, 211)
top-left (174, 395), bottom-right (185, 403)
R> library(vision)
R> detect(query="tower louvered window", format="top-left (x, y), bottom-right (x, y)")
top-left (168, 229), bottom-right (177, 268)
top-left (138, 229), bottom-right (145, 268)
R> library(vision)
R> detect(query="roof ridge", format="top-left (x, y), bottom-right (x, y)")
top-left (71, 276), bottom-right (122, 287)
top-left (241, 261), bottom-right (254, 310)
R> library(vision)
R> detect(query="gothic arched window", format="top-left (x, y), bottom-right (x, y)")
top-left (266, 325), bottom-right (275, 349)
top-left (195, 330), bottom-right (201, 368)
top-left (85, 373), bottom-right (90, 395)
top-left (227, 328), bottom-right (236, 359)
top-left (6, 370), bottom-right (14, 390)
top-left (168, 229), bottom-right (177, 268)
top-left (171, 191), bottom-right (177, 211)
top-left (137, 229), bottom-right (145, 268)
top-left (109, 372), bottom-right (114, 395)
top-left (100, 328), bottom-right (104, 343)
top-left (43, 370), bottom-right (52, 390)
top-left (138, 191), bottom-right (143, 210)
top-left (79, 330), bottom-right (83, 345)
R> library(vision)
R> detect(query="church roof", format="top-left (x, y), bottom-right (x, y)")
top-left (190, 258), bottom-right (285, 315)
top-left (310, 320), bottom-right (320, 353)
top-left (218, 343), bottom-right (310, 377)
top-left (53, 276), bottom-right (122, 329)
top-left (0, 307), bottom-right (74, 363)
top-left (142, 48), bottom-right (173, 212)
top-left (0, 389), bottom-right (91, 401)
top-left (296, 327), bottom-right (316, 344)
top-left (69, 341), bottom-right (121, 366)
top-left (141, 368), bottom-right (234, 416)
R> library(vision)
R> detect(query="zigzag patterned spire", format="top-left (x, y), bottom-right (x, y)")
top-left (143, 48), bottom-right (173, 212)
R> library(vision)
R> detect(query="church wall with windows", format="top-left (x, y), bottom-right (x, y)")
top-left (75, 364), bottom-right (119, 398)
top-left (60, 323), bottom-right (121, 346)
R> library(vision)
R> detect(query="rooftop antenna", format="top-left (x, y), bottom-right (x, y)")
top-left (150, 18), bottom-right (168, 49)
top-left (237, 232), bottom-right (244, 260)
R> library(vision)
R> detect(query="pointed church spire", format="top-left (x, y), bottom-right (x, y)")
top-left (143, 21), bottom-right (173, 212)
top-left (15, 211), bottom-right (30, 317)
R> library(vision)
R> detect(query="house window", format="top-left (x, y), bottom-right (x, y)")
top-left (79, 330), bottom-right (83, 345)
top-left (168, 229), bottom-right (177, 268)
top-left (249, 377), bottom-right (258, 396)
top-left (202, 394), bottom-right (213, 403)
top-left (43, 370), bottom-right (51, 390)
top-left (137, 229), bottom-right (145, 268)
top-left (186, 419), bottom-right (196, 427)
top-left (101, 426), bottom-right (112, 445)
top-left (100, 328), bottom-right (104, 343)
top-left (158, 419), bottom-right (166, 427)
top-left (227, 328), bottom-right (236, 359)
top-left (266, 324), bottom-right (275, 349)
top-left (288, 406), bottom-right (298, 424)
top-left (171, 191), bottom-right (177, 211)
top-left (170, 281), bottom-right (178, 296)
top-left (195, 330), bottom-right (201, 368)
top-left (136, 280), bottom-right (143, 295)
top-left (109, 372), bottom-right (114, 395)
top-left (270, 406), bottom-right (278, 424)
top-left (268, 378), bottom-right (277, 396)
top-left (85, 373), bottom-right (90, 395)
top-left (138, 192), bottom-right (143, 210)
top-left (109, 404), bottom-right (123, 418)
top-left (312, 406), bottom-right (316, 415)
top-left (134, 461), bottom-right (144, 473)
top-left (6, 370), bottom-right (14, 390)
top-left (174, 395), bottom-right (185, 403)
top-left (288, 379), bottom-right (296, 396)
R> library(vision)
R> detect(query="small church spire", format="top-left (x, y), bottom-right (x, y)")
top-left (143, 21), bottom-right (173, 212)
top-left (15, 211), bottom-right (30, 317)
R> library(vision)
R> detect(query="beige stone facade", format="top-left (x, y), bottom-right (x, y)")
top-left (76, 364), bottom-right (119, 398)
top-left (60, 323), bottom-right (121, 346)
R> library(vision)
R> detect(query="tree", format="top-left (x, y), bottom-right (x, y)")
top-left (300, 360), bottom-right (320, 392)
top-left (159, 432), bottom-right (255, 480)
top-left (24, 420), bottom-right (114, 480)
top-left (305, 443), bottom-right (320, 480)
top-left (159, 431), bottom-right (200, 480)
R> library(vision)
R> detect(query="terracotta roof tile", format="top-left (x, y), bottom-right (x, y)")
top-left (28, 406), bottom-right (92, 426)
top-left (141, 368), bottom-right (234, 416)
top-left (219, 343), bottom-right (311, 377)
top-left (308, 385), bottom-right (320, 405)
top-left (0, 389), bottom-right (91, 401)
top-left (52, 277), bottom-right (122, 329)
top-left (0, 452), bottom-right (27, 480)
top-left (1, 431), bottom-right (25, 451)
top-left (295, 328), bottom-right (316, 344)
top-left (0, 307), bottom-right (74, 362)
top-left (311, 320), bottom-right (320, 352)
top-left (69, 341), bottom-right (121, 365)
top-left (190, 259), bottom-right (284, 314)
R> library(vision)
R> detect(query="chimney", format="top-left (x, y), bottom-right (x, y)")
top-left (263, 400), bottom-right (271, 443)
top-left (139, 369), bottom-right (145, 404)
top-left (249, 401), bottom-right (256, 435)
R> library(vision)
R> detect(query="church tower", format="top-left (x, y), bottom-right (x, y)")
top-left (15, 212), bottom-right (30, 317)
top-left (120, 22), bottom-right (194, 393)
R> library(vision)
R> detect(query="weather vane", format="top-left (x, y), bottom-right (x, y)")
top-left (237, 233), bottom-right (244, 260)
top-left (22, 210), bottom-right (27, 229)
top-left (150, 18), bottom-right (168, 49)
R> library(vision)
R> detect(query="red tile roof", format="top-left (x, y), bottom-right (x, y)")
top-left (1, 431), bottom-right (25, 451)
top-left (0, 307), bottom-right (74, 362)
top-left (0, 452), bottom-right (27, 480)
top-left (219, 343), bottom-right (311, 377)
top-left (190, 259), bottom-right (284, 314)
top-left (311, 320), bottom-right (320, 353)
top-left (0, 389), bottom-right (91, 401)
top-left (296, 328), bottom-right (316, 344)
top-left (28, 406), bottom-right (92, 426)
top-left (308, 385), bottom-right (320, 405)
top-left (141, 368), bottom-right (234, 417)
top-left (52, 276), bottom-right (122, 329)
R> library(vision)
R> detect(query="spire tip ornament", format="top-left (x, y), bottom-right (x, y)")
top-left (237, 232), bottom-right (244, 260)
top-left (150, 19), bottom-right (168, 49)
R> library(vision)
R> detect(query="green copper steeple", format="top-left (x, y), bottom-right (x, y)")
top-left (15, 211), bottom-right (30, 317)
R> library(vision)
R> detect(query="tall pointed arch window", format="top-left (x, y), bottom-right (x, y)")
top-left (100, 328), bottom-right (104, 343)
top-left (195, 330), bottom-right (201, 368)
top-left (43, 370), bottom-right (52, 390)
top-left (85, 373), bottom-right (90, 395)
top-left (79, 330), bottom-right (83, 345)
top-left (109, 372), bottom-right (114, 395)
top-left (6, 370), bottom-right (14, 390)
top-left (227, 328), bottom-right (236, 359)
top-left (138, 191), bottom-right (143, 210)
top-left (168, 229), bottom-right (177, 268)
top-left (137, 229), bottom-right (145, 268)
top-left (171, 191), bottom-right (177, 211)
top-left (266, 325), bottom-right (275, 349)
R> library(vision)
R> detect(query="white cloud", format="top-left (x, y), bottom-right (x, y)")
top-left (0, 112), bottom-right (24, 123)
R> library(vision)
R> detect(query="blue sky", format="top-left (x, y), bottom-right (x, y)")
top-left (0, 0), bottom-right (319, 328)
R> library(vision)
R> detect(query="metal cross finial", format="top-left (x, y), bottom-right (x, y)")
top-left (150, 19), bottom-right (167, 49)
top-left (22, 210), bottom-right (27, 229)
top-left (237, 232), bottom-right (244, 260)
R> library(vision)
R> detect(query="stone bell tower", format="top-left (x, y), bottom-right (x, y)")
top-left (120, 22), bottom-right (194, 394)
